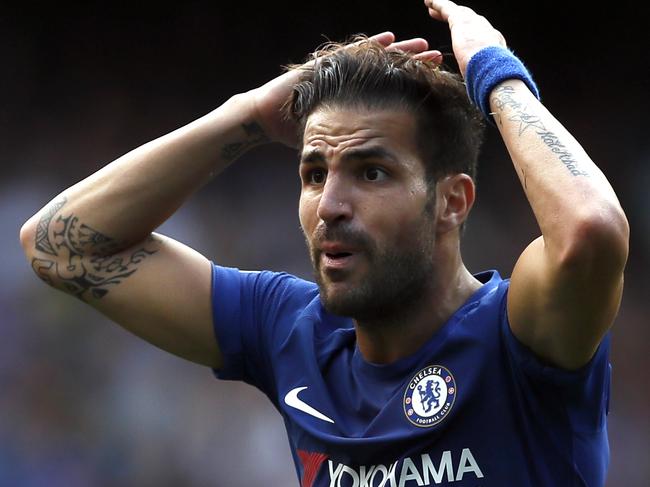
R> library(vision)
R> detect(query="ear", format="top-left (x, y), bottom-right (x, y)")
top-left (435, 174), bottom-right (476, 234)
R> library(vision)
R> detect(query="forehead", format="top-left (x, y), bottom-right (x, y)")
top-left (302, 106), bottom-right (419, 154)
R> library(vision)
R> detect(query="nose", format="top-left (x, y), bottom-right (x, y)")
top-left (316, 173), bottom-right (353, 224)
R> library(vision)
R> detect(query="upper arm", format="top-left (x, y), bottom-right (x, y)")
top-left (488, 81), bottom-right (629, 371)
top-left (25, 222), bottom-right (221, 368)
top-left (91, 234), bottom-right (220, 367)
top-left (508, 235), bottom-right (625, 370)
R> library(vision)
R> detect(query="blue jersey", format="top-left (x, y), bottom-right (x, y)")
top-left (211, 265), bottom-right (611, 487)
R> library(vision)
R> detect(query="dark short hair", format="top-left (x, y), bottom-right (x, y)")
top-left (285, 37), bottom-right (485, 185)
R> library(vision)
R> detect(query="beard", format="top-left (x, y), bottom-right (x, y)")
top-left (307, 215), bottom-right (436, 323)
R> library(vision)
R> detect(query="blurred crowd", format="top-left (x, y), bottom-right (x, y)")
top-left (1, 2), bottom-right (648, 486)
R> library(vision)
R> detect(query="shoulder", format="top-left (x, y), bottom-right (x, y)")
top-left (211, 264), bottom-right (318, 305)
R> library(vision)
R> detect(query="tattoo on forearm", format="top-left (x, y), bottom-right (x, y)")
top-left (492, 85), bottom-right (589, 177)
top-left (32, 199), bottom-right (160, 301)
top-left (221, 121), bottom-right (268, 161)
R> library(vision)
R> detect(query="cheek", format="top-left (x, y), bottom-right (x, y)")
top-left (298, 193), bottom-right (317, 234)
top-left (366, 205), bottom-right (409, 246)
top-left (383, 201), bottom-right (433, 246)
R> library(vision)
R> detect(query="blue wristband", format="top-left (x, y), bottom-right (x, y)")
top-left (465, 46), bottom-right (540, 122)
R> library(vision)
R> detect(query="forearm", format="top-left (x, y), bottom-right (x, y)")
top-left (21, 93), bottom-right (264, 255)
top-left (490, 80), bottom-right (628, 264)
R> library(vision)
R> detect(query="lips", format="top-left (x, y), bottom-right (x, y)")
top-left (318, 242), bottom-right (360, 272)
top-left (320, 242), bottom-right (354, 253)
top-left (322, 252), bottom-right (355, 269)
top-left (324, 251), bottom-right (353, 260)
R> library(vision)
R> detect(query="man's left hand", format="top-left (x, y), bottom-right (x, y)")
top-left (424, 0), bottom-right (506, 77)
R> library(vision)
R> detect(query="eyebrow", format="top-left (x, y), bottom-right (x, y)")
top-left (299, 146), bottom-right (399, 165)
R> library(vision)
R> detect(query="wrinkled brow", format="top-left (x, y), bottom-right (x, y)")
top-left (299, 146), bottom-right (399, 165)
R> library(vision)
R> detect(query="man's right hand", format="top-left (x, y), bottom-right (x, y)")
top-left (245, 32), bottom-right (441, 147)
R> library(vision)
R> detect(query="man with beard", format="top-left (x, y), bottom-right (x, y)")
top-left (20, 1), bottom-right (628, 486)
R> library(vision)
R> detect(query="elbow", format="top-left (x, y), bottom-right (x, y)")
top-left (20, 216), bottom-right (58, 288)
top-left (556, 204), bottom-right (629, 275)
top-left (19, 217), bottom-right (37, 257)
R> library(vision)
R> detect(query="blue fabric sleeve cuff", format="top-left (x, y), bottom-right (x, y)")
top-left (210, 264), bottom-right (246, 381)
top-left (465, 46), bottom-right (540, 123)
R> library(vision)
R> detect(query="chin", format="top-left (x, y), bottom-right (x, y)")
top-left (319, 281), bottom-right (349, 305)
top-left (317, 281), bottom-right (353, 315)
top-left (318, 282), bottom-right (376, 319)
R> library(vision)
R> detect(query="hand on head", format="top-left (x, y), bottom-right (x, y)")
top-left (247, 1), bottom-right (505, 148)
top-left (371, 32), bottom-right (443, 63)
top-left (423, 0), bottom-right (507, 76)
top-left (246, 32), bottom-right (443, 148)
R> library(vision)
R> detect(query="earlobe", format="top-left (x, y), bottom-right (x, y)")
top-left (436, 174), bottom-right (475, 234)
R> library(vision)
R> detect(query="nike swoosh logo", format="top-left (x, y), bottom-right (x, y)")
top-left (284, 386), bottom-right (335, 424)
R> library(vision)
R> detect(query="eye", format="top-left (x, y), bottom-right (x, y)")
top-left (363, 167), bottom-right (388, 182)
top-left (306, 168), bottom-right (327, 185)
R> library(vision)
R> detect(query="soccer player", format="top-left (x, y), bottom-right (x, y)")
top-left (20, 1), bottom-right (628, 485)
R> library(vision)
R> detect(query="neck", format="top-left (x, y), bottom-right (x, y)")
top-left (354, 243), bottom-right (481, 365)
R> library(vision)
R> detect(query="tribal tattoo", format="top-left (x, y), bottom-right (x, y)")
top-left (35, 197), bottom-right (66, 255)
top-left (492, 85), bottom-right (589, 177)
top-left (31, 197), bottom-right (159, 302)
top-left (221, 121), bottom-right (268, 161)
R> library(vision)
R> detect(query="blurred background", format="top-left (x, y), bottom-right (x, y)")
top-left (1, 1), bottom-right (648, 485)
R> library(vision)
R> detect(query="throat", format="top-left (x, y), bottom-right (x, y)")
top-left (354, 268), bottom-right (483, 365)
top-left (353, 297), bottom-right (442, 364)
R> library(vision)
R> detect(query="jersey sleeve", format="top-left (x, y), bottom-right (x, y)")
top-left (210, 264), bottom-right (317, 402)
top-left (498, 280), bottom-right (611, 484)
top-left (499, 280), bottom-right (611, 432)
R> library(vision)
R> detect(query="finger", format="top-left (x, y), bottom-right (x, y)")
top-left (386, 38), bottom-right (429, 53)
top-left (424, 0), bottom-right (457, 21)
top-left (413, 50), bottom-right (444, 64)
top-left (369, 31), bottom-right (395, 47)
top-left (427, 7), bottom-right (444, 21)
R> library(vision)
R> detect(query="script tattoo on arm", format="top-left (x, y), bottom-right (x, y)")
top-left (492, 85), bottom-right (589, 177)
top-left (221, 121), bottom-right (268, 161)
top-left (31, 197), bottom-right (160, 302)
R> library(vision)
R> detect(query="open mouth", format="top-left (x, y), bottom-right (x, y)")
top-left (321, 251), bottom-right (357, 271)
top-left (325, 252), bottom-right (353, 260)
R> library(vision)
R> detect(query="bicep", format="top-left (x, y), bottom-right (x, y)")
top-left (82, 234), bottom-right (220, 367)
top-left (508, 236), bottom-right (624, 370)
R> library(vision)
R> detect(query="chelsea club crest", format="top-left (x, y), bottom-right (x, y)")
top-left (403, 365), bottom-right (456, 427)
